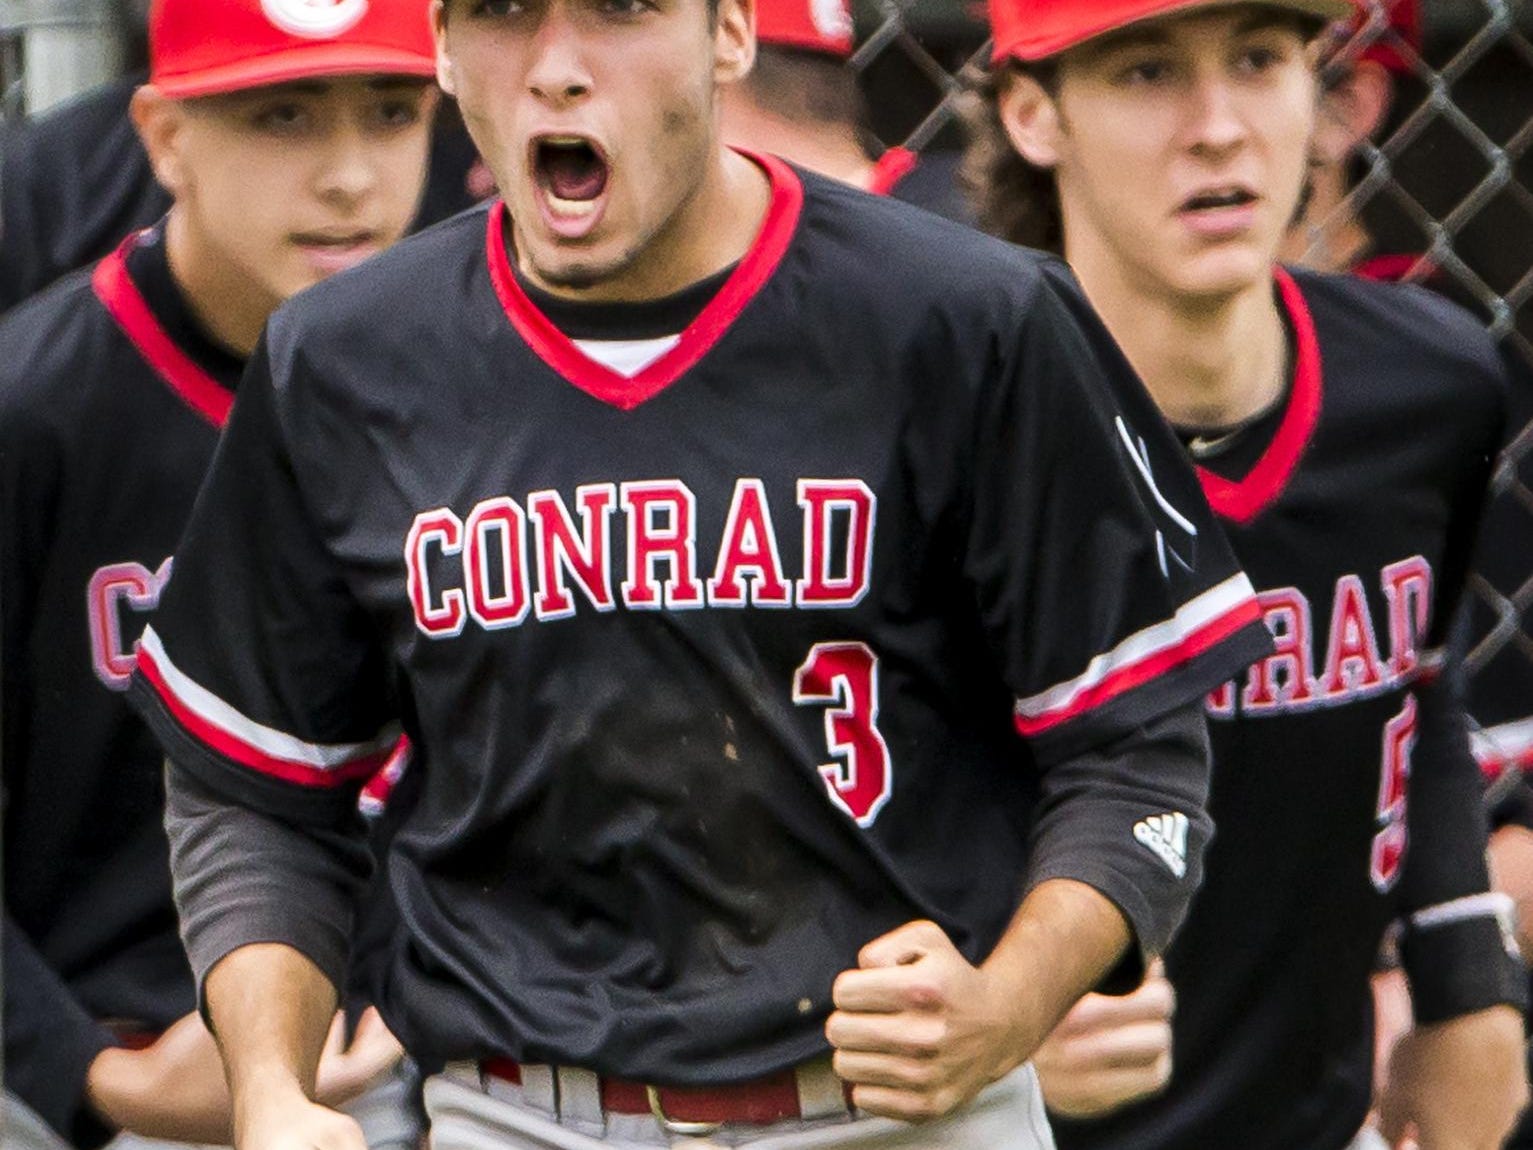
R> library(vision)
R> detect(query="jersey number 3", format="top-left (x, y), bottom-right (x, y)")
top-left (794, 642), bottom-right (893, 827)
top-left (1371, 694), bottom-right (1418, 892)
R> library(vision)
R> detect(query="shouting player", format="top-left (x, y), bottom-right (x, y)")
top-left (126, 0), bottom-right (1273, 1146)
top-left (964, 0), bottom-right (1529, 1146)
top-left (0, 0), bottom-right (439, 1145)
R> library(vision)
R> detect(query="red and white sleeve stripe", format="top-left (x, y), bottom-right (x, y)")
top-left (136, 626), bottom-right (400, 788)
top-left (1013, 573), bottom-right (1262, 737)
top-left (1473, 716), bottom-right (1533, 782)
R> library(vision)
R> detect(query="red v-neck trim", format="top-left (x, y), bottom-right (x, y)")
top-left (866, 147), bottom-right (917, 197)
top-left (92, 234), bottom-right (234, 429)
top-left (485, 149), bottom-right (803, 412)
top-left (1196, 267), bottom-right (1322, 526)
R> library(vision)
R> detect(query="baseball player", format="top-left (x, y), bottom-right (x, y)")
top-left (124, 0), bottom-right (1274, 1146)
top-left (717, 0), bottom-right (970, 218)
top-left (0, 0), bottom-right (442, 1145)
top-left (0, 23), bottom-right (484, 315)
top-left (965, 0), bottom-right (1530, 1146)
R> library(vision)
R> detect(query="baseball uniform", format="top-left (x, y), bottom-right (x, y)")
top-left (131, 158), bottom-right (1271, 1144)
top-left (1052, 268), bottom-right (1529, 1150)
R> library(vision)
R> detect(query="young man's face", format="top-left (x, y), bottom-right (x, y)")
top-left (1020, 8), bottom-right (1318, 300)
top-left (167, 77), bottom-right (436, 310)
top-left (433, 0), bottom-right (753, 297)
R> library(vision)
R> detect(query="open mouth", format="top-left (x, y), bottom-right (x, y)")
top-left (533, 136), bottom-right (610, 216)
top-left (1181, 187), bottom-right (1259, 213)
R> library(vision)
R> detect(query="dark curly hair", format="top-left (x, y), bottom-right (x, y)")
top-left (957, 60), bottom-right (1065, 255)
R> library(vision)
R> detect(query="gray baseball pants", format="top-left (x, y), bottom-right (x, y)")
top-left (425, 1061), bottom-right (1056, 1150)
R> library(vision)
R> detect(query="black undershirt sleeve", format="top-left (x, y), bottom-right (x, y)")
top-left (164, 759), bottom-right (374, 1014)
top-left (2, 915), bottom-right (118, 1148)
top-left (1024, 700), bottom-right (1212, 992)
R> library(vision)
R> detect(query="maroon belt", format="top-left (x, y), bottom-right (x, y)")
top-left (478, 1055), bottom-right (852, 1130)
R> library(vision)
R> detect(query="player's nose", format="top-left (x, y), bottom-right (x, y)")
top-left (526, 3), bottom-right (594, 106)
top-left (1184, 71), bottom-right (1250, 155)
top-left (315, 123), bottom-right (380, 204)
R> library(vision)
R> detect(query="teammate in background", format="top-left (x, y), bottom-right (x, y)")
top-left (963, 0), bottom-right (1529, 1147)
top-left (0, 0), bottom-right (441, 1145)
top-left (124, 0), bottom-right (1273, 1146)
top-left (718, 0), bottom-right (971, 216)
top-left (1280, 4), bottom-right (1533, 1140)
top-left (0, 0), bottom-right (484, 314)
top-left (1280, 0), bottom-right (1421, 276)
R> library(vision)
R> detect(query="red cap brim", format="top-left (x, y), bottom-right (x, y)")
top-left (991, 0), bottom-right (1352, 64)
top-left (153, 42), bottom-right (436, 98)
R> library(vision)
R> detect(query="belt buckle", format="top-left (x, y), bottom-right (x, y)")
top-left (645, 1084), bottom-right (725, 1138)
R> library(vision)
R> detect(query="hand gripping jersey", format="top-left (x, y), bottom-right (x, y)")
top-left (1054, 269), bottom-right (1529, 1150)
top-left (131, 157), bottom-right (1270, 1082)
top-left (0, 227), bottom-right (237, 1144)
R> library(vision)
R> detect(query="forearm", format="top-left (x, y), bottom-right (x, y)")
top-left (980, 878), bottom-right (1133, 1072)
top-left (205, 943), bottom-right (338, 1131)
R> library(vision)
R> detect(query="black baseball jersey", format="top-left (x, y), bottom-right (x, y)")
top-left (131, 156), bottom-right (1270, 1083)
top-left (0, 225), bottom-right (237, 1144)
top-left (1054, 268), bottom-right (1527, 1150)
top-left (867, 147), bottom-right (973, 225)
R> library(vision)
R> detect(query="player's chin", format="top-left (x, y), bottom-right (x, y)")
top-left (524, 243), bottom-right (637, 294)
top-left (1169, 248), bottom-right (1275, 301)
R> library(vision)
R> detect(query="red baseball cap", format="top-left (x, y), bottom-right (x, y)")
top-left (757, 0), bottom-right (855, 57)
top-left (150, 0), bottom-right (437, 99)
top-left (991, 0), bottom-right (1353, 64)
top-left (1337, 0), bottom-right (1422, 75)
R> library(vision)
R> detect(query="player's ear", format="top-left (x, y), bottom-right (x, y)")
top-left (996, 69), bottom-right (1063, 170)
top-left (430, 0), bottom-right (458, 97)
top-left (1312, 59), bottom-right (1392, 166)
top-left (714, 0), bottom-right (757, 87)
top-left (130, 85), bottom-right (192, 199)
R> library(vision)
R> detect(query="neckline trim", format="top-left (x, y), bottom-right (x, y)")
top-left (92, 233), bottom-right (235, 430)
top-left (484, 149), bottom-right (803, 412)
top-left (1195, 267), bottom-right (1322, 525)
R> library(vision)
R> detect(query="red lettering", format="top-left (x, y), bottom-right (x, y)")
top-left (1319, 575), bottom-right (1385, 698)
top-left (529, 485), bottom-right (616, 620)
top-left (465, 497), bottom-right (530, 629)
top-left (708, 479), bottom-right (790, 607)
top-left (621, 481), bottom-right (703, 609)
top-left (406, 509), bottom-right (466, 637)
top-left (1241, 588), bottom-right (1316, 712)
top-left (797, 480), bottom-right (875, 607)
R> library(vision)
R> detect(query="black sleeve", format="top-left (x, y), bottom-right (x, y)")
top-left (963, 267), bottom-right (1268, 959)
top-left (965, 265), bottom-right (1271, 766)
top-left (0, 121), bottom-right (47, 314)
top-left (1024, 700), bottom-right (1212, 981)
top-left (1396, 366), bottom-right (1529, 1024)
top-left (0, 306), bottom-right (112, 1144)
top-left (2, 916), bottom-right (117, 1149)
top-left (128, 336), bottom-right (401, 830)
top-left (126, 335), bottom-right (397, 1003)
top-left (1395, 661), bottom-right (1528, 1023)
top-left (165, 761), bottom-right (373, 1006)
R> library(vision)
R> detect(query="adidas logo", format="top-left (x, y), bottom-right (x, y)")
top-left (1133, 812), bottom-right (1189, 879)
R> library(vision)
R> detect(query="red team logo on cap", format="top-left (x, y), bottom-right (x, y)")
top-left (261, 0), bottom-right (370, 38)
